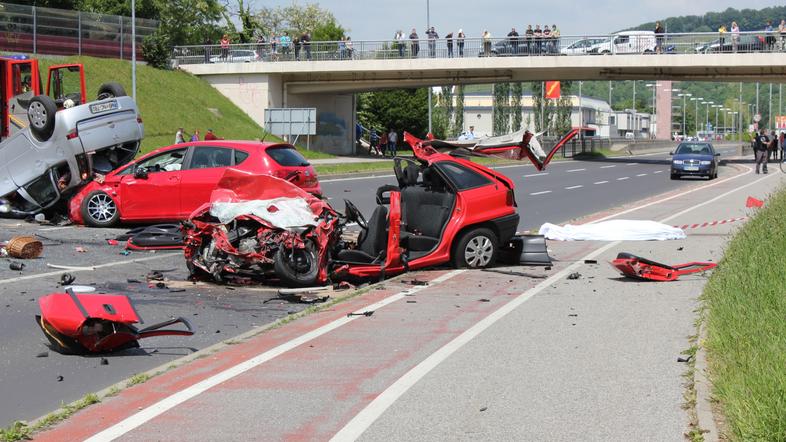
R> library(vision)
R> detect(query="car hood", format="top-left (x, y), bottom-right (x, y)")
top-left (672, 153), bottom-right (714, 161)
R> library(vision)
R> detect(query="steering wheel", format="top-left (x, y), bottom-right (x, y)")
top-left (344, 199), bottom-right (368, 230)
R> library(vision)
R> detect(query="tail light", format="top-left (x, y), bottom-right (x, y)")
top-left (506, 189), bottom-right (516, 207)
top-left (75, 154), bottom-right (91, 181)
top-left (66, 128), bottom-right (79, 140)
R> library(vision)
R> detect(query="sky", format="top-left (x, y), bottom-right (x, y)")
top-left (250, 0), bottom-right (786, 39)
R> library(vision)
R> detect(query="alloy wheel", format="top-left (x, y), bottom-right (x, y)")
top-left (87, 193), bottom-right (117, 222)
top-left (464, 236), bottom-right (494, 267)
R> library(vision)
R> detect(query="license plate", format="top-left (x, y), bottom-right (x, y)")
top-left (684, 166), bottom-right (699, 171)
top-left (90, 100), bottom-right (118, 114)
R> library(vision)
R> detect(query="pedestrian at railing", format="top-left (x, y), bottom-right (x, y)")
top-left (446, 31), bottom-right (454, 58)
top-left (731, 21), bottom-right (740, 52)
top-left (220, 34), bottom-right (230, 61)
top-left (482, 30), bottom-right (492, 56)
top-left (655, 21), bottom-right (664, 54)
top-left (409, 28), bottom-right (420, 58)
top-left (395, 30), bottom-right (405, 57)
top-left (508, 28), bottom-right (519, 54)
top-left (457, 29), bottom-right (465, 57)
top-left (426, 26), bottom-right (438, 58)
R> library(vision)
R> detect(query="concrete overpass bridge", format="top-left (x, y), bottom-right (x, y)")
top-left (176, 36), bottom-right (786, 153)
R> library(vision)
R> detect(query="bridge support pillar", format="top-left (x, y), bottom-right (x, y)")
top-left (198, 72), bottom-right (355, 155)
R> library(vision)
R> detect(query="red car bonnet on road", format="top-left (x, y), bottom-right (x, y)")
top-left (69, 140), bottom-right (320, 227)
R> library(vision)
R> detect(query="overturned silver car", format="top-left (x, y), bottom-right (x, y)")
top-left (0, 63), bottom-right (143, 217)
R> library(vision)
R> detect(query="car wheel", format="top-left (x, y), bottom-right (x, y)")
top-left (670, 173), bottom-right (679, 180)
top-left (97, 82), bottom-right (127, 100)
top-left (274, 241), bottom-right (319, 287)
top-left (81, 191), bottom-right (120, 227)
top-left (452, 227), bottom-right (498, 269)
top-left (27, 95), bottom-right (57, 142)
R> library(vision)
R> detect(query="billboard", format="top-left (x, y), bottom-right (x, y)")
top-left (264, 108), bottom-right (317, 136)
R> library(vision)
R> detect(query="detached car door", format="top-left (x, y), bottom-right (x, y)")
top-left (119, 147), bottom-right (187, 220)
top-left (177, 145), bottom-right (235, 217)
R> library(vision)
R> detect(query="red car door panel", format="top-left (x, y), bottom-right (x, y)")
top-left (177, 146), bottom-right (235, 217)
top-left (119, 172), bottom-right (181, 220)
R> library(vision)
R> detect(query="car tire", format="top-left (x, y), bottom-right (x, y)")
top-left (452, 227), bottom-right (498, 269)
top-left (670, 173), bottom-right (679, 180)
top-left (274, 241), bottom-right (319, 287)
top-left (97, 82), bottom-right (127, 100)
top-left (81, 190), bottom-right (120, 227)
top-left (27, 95), bottom-right (57, 142)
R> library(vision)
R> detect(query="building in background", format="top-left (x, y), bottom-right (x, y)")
top-left (459, 92), bottom-right (654, 139)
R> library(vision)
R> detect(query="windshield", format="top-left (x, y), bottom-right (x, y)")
top-left (266, 146), bottom-right (309, 167)
top-left (676, 143), bottom-right (712, 155)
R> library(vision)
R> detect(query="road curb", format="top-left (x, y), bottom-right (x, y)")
top-left (694, 319), bottom-right (720, 441)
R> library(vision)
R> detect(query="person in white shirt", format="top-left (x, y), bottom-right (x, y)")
top-left (175, 127), bottom-right (185, 144)
top-left (388, 129), bottom-right (398, 157)
top-left (395, 30), bottom-right (405, 57)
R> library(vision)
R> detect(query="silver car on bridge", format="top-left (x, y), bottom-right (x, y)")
top-left (0, 86), bottom-right (143, 216)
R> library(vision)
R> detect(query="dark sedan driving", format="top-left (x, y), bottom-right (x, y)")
top-left (670, 142), bottom-right (720, 180)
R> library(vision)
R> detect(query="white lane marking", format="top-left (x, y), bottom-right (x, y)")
top-left (653, 170), bottom-right (664, 174)
top-left (565, 185), bottom-right (583, 190)
top-left (529, 190), bottom-right (552, 196)
top-left (594, 181), bottom-right (609, 185)
top-left (0, 253), bottom-right (180, 286)
top-left (600, 165), bottom-right (616, 169)
top-left (38, 226), bottom-right (74, 232)
top-left (617, 177), bottom-right (630, 181)
top-left (331, 164), bottom-right (769, 442)
top-left (636, 173), bottom-right (648, 177)
top-left (523, 172), bottom-right (548, 178)
top-left (626, 163), bottom-right (637, 166)
top-left (82, 270), bottom-right (465, 442)
top-left (566, 168), bottom-right (586, 173)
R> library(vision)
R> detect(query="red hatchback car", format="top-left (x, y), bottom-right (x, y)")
top-left (69, 141), bottom-right (320, 227)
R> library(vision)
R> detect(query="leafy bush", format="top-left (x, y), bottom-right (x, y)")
top-left (142, 31), bottom-right (171, 70)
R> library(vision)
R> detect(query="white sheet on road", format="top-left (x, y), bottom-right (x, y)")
top-left (210, 197), bottom-right (317, 228)
top-left (539, 220), bottom-right (686, 241)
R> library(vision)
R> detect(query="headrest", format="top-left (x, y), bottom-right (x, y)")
top-left (402, 164), bottom-right (419, 186)
top-left (421, 167), bottom-right (434, 187)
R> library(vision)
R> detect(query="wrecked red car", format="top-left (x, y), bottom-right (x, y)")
top-left (69, 141), bottom-right (320, 227)
top-left (183, 130), bottom-right (575, 286)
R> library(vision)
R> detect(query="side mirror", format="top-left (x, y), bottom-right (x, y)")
top-left (669, 151), bottom-right (674, 155)
top-left (715, 152), bottom-right (721, 156)
top-left (134, 167), bottom-right (148, 179)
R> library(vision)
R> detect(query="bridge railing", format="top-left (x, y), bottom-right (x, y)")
top-left (172, 31), bottom-right (786, 66)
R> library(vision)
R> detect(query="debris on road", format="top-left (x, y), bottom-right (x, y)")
top-left (584, 259), bottom-right (597, 264)
top-left (677, 355), bottom-right (693, 363)
top-left (9, 261), bottom-right (25, 271)
top-left (59, 273), bottom-right (76, 286)
top-left (36, 289), bottom-right (194, 354)
top-left (121, 224), bottom-right (185, 251)
top-left (347, 311), bottom-right (374, 317)
top-left (610, 252), bottom-right (717, 282)
top-left (36, 351), bottom-right (49, 358)
top-left (567, 272), bottom-right (581, 280)
top-left (4, 236), bottom-right (43, 259)
top-left (402, 279), bottom-right (429, 286)
top-left (75, 246), bottom-right (88, 253)
top-left (745, 196), bottom-right (764, 208)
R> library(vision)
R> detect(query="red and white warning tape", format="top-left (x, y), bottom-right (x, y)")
top-left (674, 217), bottom-right (748, 230)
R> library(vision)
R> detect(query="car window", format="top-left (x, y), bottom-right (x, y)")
top-left (137, 148), bottom-right (187, 173)
top-left (266, 146), bottom-right (309, 167)
top-left (436, 162), bottom-right (493, 190)
top-left (676, 143), bottom-right (712, 155)
top-left (615, 36), bottom-right (629, 44)
top-left (188, 146), bottom-right (234, 169)
top-left (235, 149), bottom-right (249, 165)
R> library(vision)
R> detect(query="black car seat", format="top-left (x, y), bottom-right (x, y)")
top-left (336, 205), bottom-right (389, 263)
top-left (400, 167), bottom-right (455, 254)
top-left (191, 150), bottom-right (214, 169)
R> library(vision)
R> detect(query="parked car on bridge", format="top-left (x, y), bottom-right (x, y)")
top-left (587, 31), bottom-right (656, 54)
top-left (209, 50), bottom-right (258, 63)
top-left (560, 38), bottom-right (606, 55)
top-left (693, 34), bottom-right (766, 53)
top-left (670, 142), bottom-right (719, 180)
top-left (69, 140), bottom-right (320, 227)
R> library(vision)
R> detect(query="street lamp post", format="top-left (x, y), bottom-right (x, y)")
top-left (713, 105), bottom-right (722, 138)
top-left (703, 101), bottom-right (712, 136)
top-left (691, 97), bottom-right (702, 137)
top-left (678, 93), bottom-right (691, 138)
top-left (426, 0), bottom-right (431, 134)
top-left (632, 80), bottom-right (636, 140)
top-left (645, 83), bottom-right (659, 138)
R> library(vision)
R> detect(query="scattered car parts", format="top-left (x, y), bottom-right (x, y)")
top-left (36, 288), bottom-right (194, 354)
top-left (610, 252), bottom-right (717, 281)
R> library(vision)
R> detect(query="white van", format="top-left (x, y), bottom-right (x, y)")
top-left (591, 31), bottom-right (657, 54)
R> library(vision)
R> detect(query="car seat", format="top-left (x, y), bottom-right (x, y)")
top-left (400, 167), bottom-right (455, 254)
top-left (191, 150), bottom-right (213, 168)
top-left (336, 205), bottom-right (389, 264)
top-left (212, 149), bottom-right (232, 167)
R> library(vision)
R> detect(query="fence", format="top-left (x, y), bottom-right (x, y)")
top-left (173, 31), bottom-right (786, 66)
top-left (0, 2), bottom-right (157, 60)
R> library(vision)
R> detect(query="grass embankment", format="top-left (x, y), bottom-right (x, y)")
top-left (35, 55), bottom-right (333, 160)
top-left (702, 187), bottom-right (786, 439)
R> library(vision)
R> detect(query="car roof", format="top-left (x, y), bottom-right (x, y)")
top-left (140, 140), bottom-right (297, 158)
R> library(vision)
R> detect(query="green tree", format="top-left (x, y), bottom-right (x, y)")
top-left (492, 83), bottom-right (511, 135)
top-left (255, 3), bottom-right (346, 39)
top-left (511, 82), bottom-right (523, 131)
top-left (357, 89), bottom-right (429, 139)
top-left (454, 85), bottom-right (465, 134)
top-left (78, 0), bottom-right (159, 19)
top-left (554, 81), bottom-right (573, 135)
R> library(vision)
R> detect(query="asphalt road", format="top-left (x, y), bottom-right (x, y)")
top-left (0, 147), bottom-right (737, 427)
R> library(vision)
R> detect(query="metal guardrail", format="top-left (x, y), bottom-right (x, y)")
top-left (173, 31), bottom-right (786, 66)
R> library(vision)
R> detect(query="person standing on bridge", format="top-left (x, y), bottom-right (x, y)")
top-left (524, 25), bottom-right (534, 54)
top-left (779, 19), bottom-right (786, 51)
top-left (395, 30), bottom-right (405, 57)
top-left (482, 30), bottom-right (492, 56)
top-left (754, 128), bottom-right (769, 174)
top-left (409, 28), bottom-right (420, 58)
top-left (457, 29), bottom-right (465, 57)
top-left (731, 21), bottom-right (740, 53)
top-left (718, 24), bottom-right (727, 48)
top-left (507, 28), bottom-right (520, 54)
top-left (220, 34), bottom-right (230, 61)
top-left (301, 32), bottom-right (311, 61)
top-left (654, 21), bottom-right (664, 54)
top-left (446, 31), bottom-right (454, 58)
top-left (426, 26), bottom-right (439, 58)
